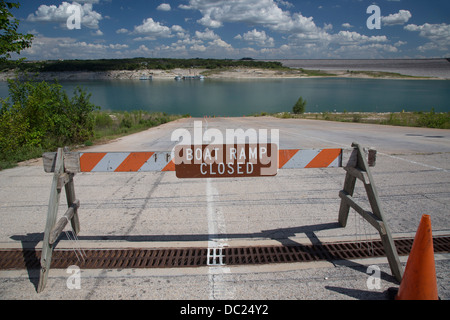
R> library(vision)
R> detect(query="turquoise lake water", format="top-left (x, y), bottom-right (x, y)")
top-left (1, 78), bottom-right (449, 116)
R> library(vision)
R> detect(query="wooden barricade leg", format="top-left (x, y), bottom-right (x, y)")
top-left (38, 148), bottom-right (80, 293)
top-left (338, 142), bottom-right (403, 282)
top-left (37, 148), bottom-right (64, 292)
top-left (338, 170), bottom-right (356, 227)
top-left (64, 176), bottom-right (80, 234)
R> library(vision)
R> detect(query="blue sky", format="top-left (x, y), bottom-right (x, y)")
top-left (12, 0), bottom-right (450, 60)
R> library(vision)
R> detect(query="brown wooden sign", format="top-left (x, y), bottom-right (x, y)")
top-left (174, 144), bottom-right (278, 178)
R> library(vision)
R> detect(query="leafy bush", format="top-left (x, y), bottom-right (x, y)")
top-left (416, 108), bottom-right (449, 128)
top-left (383, 109), bottom-right (450, 129)
top-left (94, 111), bottom-right (113, 128)
top-left (120, 111), bottom-right (133, 128)
top-left (0, 77), bottom-right (98, 168)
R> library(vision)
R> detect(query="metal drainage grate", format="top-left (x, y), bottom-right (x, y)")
top-left (1, 236), bottom-right (449, 270)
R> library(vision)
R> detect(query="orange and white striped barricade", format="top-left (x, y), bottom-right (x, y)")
top-left (38, 142), bottom-right (402, 292)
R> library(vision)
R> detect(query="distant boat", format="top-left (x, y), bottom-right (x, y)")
top-left (175, 75), bottom-right (205, 80)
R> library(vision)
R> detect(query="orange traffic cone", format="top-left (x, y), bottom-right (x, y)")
top-left (395, 214), bottom-right (438, 300)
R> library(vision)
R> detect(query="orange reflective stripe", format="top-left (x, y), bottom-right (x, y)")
top-left (80, 152), bottom-right (106, 172)
top-left (278, 149), bottom-right (299, 168)
top-left (114, 152), bottom-right (154, 172)
top-left (162, 159), bottom-right (175, 171)
top-left (305, 149), bottom-right (341, 168)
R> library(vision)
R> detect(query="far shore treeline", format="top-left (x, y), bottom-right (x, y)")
top-left (0, 57), bottom-right (285, 73)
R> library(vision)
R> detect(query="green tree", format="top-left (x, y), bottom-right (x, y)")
top-left (1, 78), bottom-right (99, 155)
top-left (292, 96), bottom-right (307, 114)
top-left (0, 1), bottom-right (33, 62)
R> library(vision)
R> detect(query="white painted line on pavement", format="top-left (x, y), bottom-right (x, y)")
top-left (206, 174), bottom-right (234, 299)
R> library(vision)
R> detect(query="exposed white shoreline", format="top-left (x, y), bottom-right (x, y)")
top-left (0, 66), bottom-right (445, 81)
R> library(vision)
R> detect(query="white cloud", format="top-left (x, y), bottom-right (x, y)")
top-left (181, 1), bottom-right (328, 50)
top-left (183, 0), bottom-right (325, 42)
top-left (156, 37), bottom-right (234, 57)
top-left (180, 0), bottom-right (402, 58)
top-left (276, 0), bottom-right (294, 9)
top-left (210, 38), bottom-right (232, 49)
top-left (341, 23), bottom-right (353, 29)
top-left (92, 29), bottom-right (103, 36)
top-left (417, 42), bottom-right (439, 52)
top-left (27, 2), bottom-right (102, 29)
top-left (191, 44), bottom-right (207, 52)
top-left (182, 0), bottom-right (407, 57)
top-left (323, 23), bottom-right (333, 31)
top-left (171, 25), bottom-right (188, 39)
top-left (271, 12), bottom-right (319, 34)
top-left (235, 29), bottom-right (275, 47)
top-left (197, 15), bottom-right (223, 28)
top-left (287, 30), bottom-right (329, 45)
top-left (176, 37), bottom-right (202, 46)
top-left (285, 28), bottom-right (395, 59)
top-left (394, 41), bottom-right (407, 47)
top-left (24, 0), bottom-right (432, 60)
top-left (332, 31), bottom-right (388, 45)
top-left (381, 10), bottom-right (412, 26)
top-left (178, 4), bottom-right (192, 10)
top-left (108, 44), bottom-right (129, 50)
top-left (405, 23), bottom-right (450, 43)
top-left (405, 22), bottom-right (450, 52)
top-left (171, 25), bottom-right (185, 33)
top-left (183, 0), bottom-right (290, 29)
top-left (20, 33), bottom-right (128, 60)
top-left (157, 3), bottom-right (171, 11)
top-left (132, 18), bottom-right (173, 39)
top-left (195, 28), bottom-right (219, 40)
top-left (131, 18), bottom-right (189, 41)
